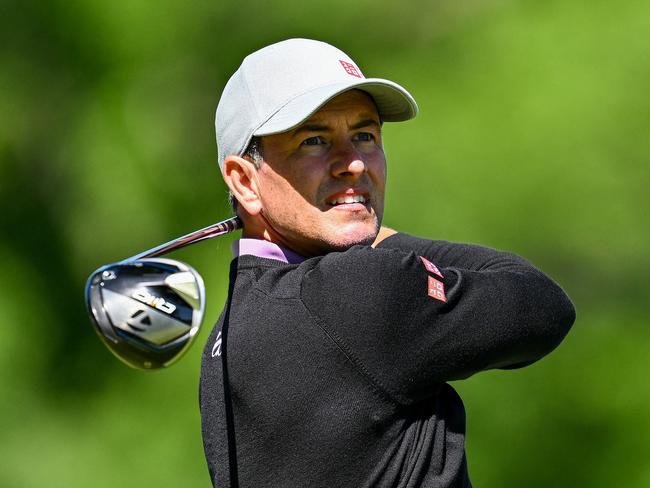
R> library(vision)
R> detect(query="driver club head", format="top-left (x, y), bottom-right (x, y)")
top-left (85, 258), bottom-right (205, 370)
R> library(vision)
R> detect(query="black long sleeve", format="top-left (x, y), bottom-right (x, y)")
top-left (201, 235), bottom-right (574, 487)
top-left (301, 233), bottom-right (575, 405)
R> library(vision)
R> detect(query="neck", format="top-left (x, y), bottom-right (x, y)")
top-left (240, 213), bottom-right (318, 258)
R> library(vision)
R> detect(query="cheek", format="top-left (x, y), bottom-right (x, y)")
top-left (369, 156), bottom-right (387, 188)
top-left (276, 163), bottom-right (324, 199)
top-left (259, 168), bottom-right (318, 214)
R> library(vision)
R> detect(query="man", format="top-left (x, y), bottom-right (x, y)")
top-left (200, 39), bottom-right (575, 488)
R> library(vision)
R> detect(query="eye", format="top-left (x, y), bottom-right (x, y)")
top-left (354, 132), bottom-right (375, 142)
top-left (301, 136), bottom-right (325, 146)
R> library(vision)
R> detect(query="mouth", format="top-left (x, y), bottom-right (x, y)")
top-left (327, 194), bottom-right (368, 206)
top-left (325, 188), bottom-right (372, 211)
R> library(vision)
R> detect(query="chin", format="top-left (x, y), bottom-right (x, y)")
top-left (326, 223), bottom-right (378, 251)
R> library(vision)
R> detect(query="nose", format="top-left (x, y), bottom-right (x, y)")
top-left (330, 144), bottom-right (366, 180)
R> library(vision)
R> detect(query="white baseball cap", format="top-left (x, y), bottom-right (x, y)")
top-left (215, 38), bottom-right (418, 168)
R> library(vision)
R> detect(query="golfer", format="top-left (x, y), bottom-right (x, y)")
top-left (200, 38), bottom-right (575, 488)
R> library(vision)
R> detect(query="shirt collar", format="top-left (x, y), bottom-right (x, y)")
top-left (232, 238), bottom-right (306, 264)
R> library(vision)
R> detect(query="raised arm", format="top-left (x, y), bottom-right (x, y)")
top-left (301, 236), bottom-right (575, 405)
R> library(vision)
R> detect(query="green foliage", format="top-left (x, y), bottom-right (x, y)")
top-left (1, 0), bottom-right (647, 486)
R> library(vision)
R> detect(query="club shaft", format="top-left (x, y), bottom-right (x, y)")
top-left (123, 216), bottom-right (242, 262)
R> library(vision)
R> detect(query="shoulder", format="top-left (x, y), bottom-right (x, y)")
top-left (231, 247), bottom-right (415, 298)
top-left (303, 244), bottom-right (422, 284)
top-left (232, 255), bottom-right (306, 300)
top-left (300, 243), bottom-right (437, 318)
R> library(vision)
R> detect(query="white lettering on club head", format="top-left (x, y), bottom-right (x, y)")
top-left (132, 290), bottom-right (177, 315)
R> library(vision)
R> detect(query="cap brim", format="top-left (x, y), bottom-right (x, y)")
top-left (253, 78), bottom-right (418, 137)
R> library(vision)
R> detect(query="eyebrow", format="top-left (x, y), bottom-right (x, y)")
top-left (291, 117), bottom-right (381, 138)
top-left (350, 118), bottom-right (381, 130)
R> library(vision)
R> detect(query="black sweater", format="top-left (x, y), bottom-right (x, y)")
top-left (200, 233), bottom-right (575, 487)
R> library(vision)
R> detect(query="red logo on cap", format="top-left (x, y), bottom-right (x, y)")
top-left (428, 276), bottom-right (447, 303)
top-left (339, 60), bottom-right (362, 78)
top-left (419, 256), bottom-right (444, 278)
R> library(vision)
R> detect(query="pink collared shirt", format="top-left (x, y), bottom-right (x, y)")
top-left (232, 238), bottom-right (306, 264)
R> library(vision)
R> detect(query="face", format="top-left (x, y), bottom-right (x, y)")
top-left (255, 90), bottom-right (386, 257)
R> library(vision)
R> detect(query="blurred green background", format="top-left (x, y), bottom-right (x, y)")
top-left (1, 0), bottom-right (648, 486)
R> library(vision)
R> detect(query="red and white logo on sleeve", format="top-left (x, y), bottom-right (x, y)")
top-left (420, 256), bottom-right (447, 302)
top-left (419, 256), bottom-right (443, 278)
top-left (428, 276), bottom-right (447, 303)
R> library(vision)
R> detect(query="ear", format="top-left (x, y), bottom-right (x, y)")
top-left (222, 155), bottom-right (263, 216)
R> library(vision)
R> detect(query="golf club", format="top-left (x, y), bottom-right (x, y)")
top-left (85, 216), bottom-right (242, 370)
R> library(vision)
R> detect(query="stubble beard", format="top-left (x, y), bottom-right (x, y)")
top-left (262, 205), bottom-right (381, 257)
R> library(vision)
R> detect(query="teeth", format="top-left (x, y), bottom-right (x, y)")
top-left (330, 195), bottom-right (366, 205)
